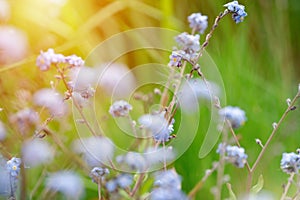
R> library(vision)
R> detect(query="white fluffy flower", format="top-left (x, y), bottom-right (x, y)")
top-left (46, 171), bottom-right (84, 199)
top-left (22, 139), bottom-right (54, 167)
top-left (178, 78), bottom-right (220, 112)
top-left (33, 88), bottom-right (68, 117)
top-left (0, 26), bottom-right (28, 65)
top-left (96, 63), bottom-right (136, 98)
top-left (73, 136), bottom-right (115, 167)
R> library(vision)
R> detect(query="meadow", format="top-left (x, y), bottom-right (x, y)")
top-left (0, 0), bottom-right (300, 199)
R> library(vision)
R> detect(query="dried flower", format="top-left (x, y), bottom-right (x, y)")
top-left (188, 13), bottom-right (208, 34)
top-left (219, 106), bottom-right (246, 129)
top-left (280, 152), bottom-right (300, 174)
top-left (109, 100), bottom-right (132, 118)
top-left (224, 1), bottom-right (247, 23)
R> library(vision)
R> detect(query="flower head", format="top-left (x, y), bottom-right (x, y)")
top-left (36, 48), bottom-right (65, 71)
top-left (65, 54), bottom-right (84, 67)
top-left (6, 157), bottom-right (21, 177)
top-left (168, 51), bottom-right (183, 67)
top-left (280, 152), bottom-right (300, 174)
top-left (139, 113), bottom-right (174, 142)
top-left (90, 167), bottom-right (109, 183)
top-left (22, 139), bottom-right (54, 167)
top-left (188, 13), bottom-right (208, 34)
top-left (217, 143), bottom-right (248, 168)
top-left (116, 151), bottom-right (147, 172)
top-left (219, 106), bottom-right (246, 129)
top-left (109, 100), bottom-right (132, 117)
top-left (46, 171), bottom-right (84, 198)
top-left (175, 32), bottom-right (200, 53)
top-left (224, 1), bottom-right (247, 23)
top-left (116, 174), bottom-right (133, 189)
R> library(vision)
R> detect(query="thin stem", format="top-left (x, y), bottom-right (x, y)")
top-left (188, 162), bottom-right (219, 199)
top-left (280, 173), bottom-right (295, 200)
top-left (247, 91), bottom-right (300, 190)
top-left (55, 65), bottom-right (99, 137)
top-left (97, 180), bottom-right (102, 200)
top-left (130, 173), bottom-right (145, 197)
top-left (195, 10), bottom-right (229, 62)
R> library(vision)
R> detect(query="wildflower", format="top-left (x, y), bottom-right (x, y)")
top-left (280, 152), bottom-right (300, 174)
top-left (0, 121), bottom-right (6, 141)
top-left (116, 151), bottom-right (147, 172)
top-left (36, 48), bottom-right (65, 71)
top-left (6, 157), bottom-right (21, 177)
top-left (109, 100), bottom-right (132, 118)
top-left (188, 13), bottom-right (208, 34)
top-left (96, 63), bottom-right (137, 98)
top-left (0, 164), bottom-right (11, 197)
top-left (219, 106), bottom-right (246, 129)
top-left (151, 170), bottom-right (188, 200)
top-left (178, 78), bottom-right (220, 112)
top-left (116, 174), bottom-right (133, 189)
top-left (72, 136), bottom-right (115, 167)
top-left (33, 88), bottom-right (68, 117)
top-left (139, 112), bottom-right (174, 142)
top-left (224, 1), bottom-right (247, 23)
top-left (168, 51), bottom-right (183, 67)
top-left (9, 108), bottom-right (39, 134)
top-left (106, 179), bottom-right (118, 192)
top-left (90, 167), bottom-right (109, 183)
top-left (175, 32), bottom-right (200, 53)
top-left (46, 171), bottom-right (84, 199)
top-left (151, 187), bottom-right (188, 200)
top-left (65, 54), bottom-right (84, 67)
top-left (145, 146), bottom-right (175, 167)
top-left (0, 26), bottom-right (28, 65)
top-left (22, 139), bottom-right (54, 167)
top-left (68, 66), bottom-right (97, 100)
top-left (154, 170), bottom-right (182, 189)
top-left (217, 143), bottom-right (248, 168)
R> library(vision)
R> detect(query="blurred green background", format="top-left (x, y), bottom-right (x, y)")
top-left (1, 0), bottom-right (300, 199)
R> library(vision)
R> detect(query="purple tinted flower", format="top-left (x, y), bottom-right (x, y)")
top-left (109, 100), bottom-right (132, 118)
top-left (217, 143), bottom-right (248, 168)
top-left (65, 55), bottom-right (84, 67)
top-left (224, 1), bottom-right (247, 23)
top-left (188, 13), bottom-right (208, 34)
top-left (36, 48), bottom-right (65, 71)
top-left (139, 113), bottom-right (174, 142)
top-left (175, 32), bottom-right (200, 53)
top-left (219, 106), bottom-right (246, 129)
top-left (106, 179), bottom-right (117, 192)
top-left (90, 167), bottom-right (109, 183)
top-left (281, 152), bottom-right (300, 174)
top-left (116, 174), bottom-right (133, 189)
top-left (168, 51), bottom-right (183, 67)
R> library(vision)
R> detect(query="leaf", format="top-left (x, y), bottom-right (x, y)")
top-left (226, 183), bottom-right (237, 200)
top-left (250, 174), bottom-right (264, 194)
